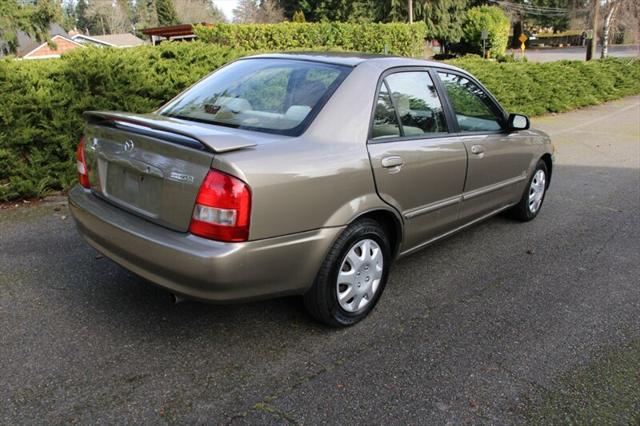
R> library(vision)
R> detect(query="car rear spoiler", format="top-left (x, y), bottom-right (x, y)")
top-left (83, 111), bottom-right (258, 153)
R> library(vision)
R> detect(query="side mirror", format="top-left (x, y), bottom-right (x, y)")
top-left (508, 113), bottom-right (530, 131)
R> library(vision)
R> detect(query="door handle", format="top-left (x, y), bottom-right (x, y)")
top-left (381, 156), bottom-right (404, 169)
top-left (470, 144), bottom-right (485, 155)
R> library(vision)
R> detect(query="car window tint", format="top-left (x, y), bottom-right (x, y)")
top-left (159, 59), bottom-right (349, 135)
top-left (385, 71), bottom-right (448, 136)
top-left (371, 84), bottom-right (401, 140)
top-left (437, 72), bottom-right (502, 132)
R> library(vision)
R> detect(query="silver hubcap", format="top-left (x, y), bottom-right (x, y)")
top-left (336, 239), bottom-right (384, 313)
top-left (529, 169), bottom-right (546, 214)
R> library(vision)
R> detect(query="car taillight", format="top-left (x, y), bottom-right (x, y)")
top-left (76, 137), bottom-right (90, 188)
top-left (189, 169), bottom-right (251, 242)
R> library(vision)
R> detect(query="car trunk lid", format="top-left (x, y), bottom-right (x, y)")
top-left (82, 112), bottom-right (255, 232)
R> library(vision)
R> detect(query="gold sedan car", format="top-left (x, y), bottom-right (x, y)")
top-left (69, 53), bottom-right (554, 326)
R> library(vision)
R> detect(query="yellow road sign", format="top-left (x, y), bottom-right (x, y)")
top-left (518, 33), bottom-right (528, 55)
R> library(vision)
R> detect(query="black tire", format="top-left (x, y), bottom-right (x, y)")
top-left (508, 159), bottom-right (549, 222)
top-left (304, 218), bottom-right (392, 327)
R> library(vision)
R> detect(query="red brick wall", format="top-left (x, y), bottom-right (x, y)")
top-left (26, 37), bottom-right (83, 58)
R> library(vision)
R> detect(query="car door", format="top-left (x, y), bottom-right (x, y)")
top-left (436, 70), bottom-right (534, 222)
top-left (367, 68), bottom-right (467, 252)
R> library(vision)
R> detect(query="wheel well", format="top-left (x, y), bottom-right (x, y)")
top-left (541, 153), bottom-right (553, 186)
top-left (356, 210), bottom-right (403, 258)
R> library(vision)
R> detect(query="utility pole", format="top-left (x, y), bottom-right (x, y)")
top-left (587, 0), bottom-right (599, 60)
top-left (408, 0), bottom-right (413, 24)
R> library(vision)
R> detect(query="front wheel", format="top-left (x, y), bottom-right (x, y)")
top-left (304, 218), bottom-right (392, 327)
top-left (509, 160), bottom-right (548, 221)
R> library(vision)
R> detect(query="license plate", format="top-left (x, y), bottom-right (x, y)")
top-left (105, 163), bottom-right (162, 215)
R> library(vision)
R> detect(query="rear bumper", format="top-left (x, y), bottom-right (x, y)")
top-left (68, 185), bottom-right (343, 302)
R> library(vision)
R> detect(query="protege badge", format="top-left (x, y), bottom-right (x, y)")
top-left (169, 172), bottom-right (194, 183)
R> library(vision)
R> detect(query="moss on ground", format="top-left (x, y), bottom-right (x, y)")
top-left (524, 340), bottom-right (640, 424)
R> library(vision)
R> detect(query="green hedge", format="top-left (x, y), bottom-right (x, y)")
top-left (194, 22), bottom-right (428, 58)
top-left (0, 43), bottom-right (638, 201)
top-left (0, 43), bottom-right (245, 201)
top-left (447, 56), bottom-right (640, 116)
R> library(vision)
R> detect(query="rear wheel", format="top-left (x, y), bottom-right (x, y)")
top-left (304, 218), bottom-right (391, 327)
top-left (509, 159), bottom-right (548, 221)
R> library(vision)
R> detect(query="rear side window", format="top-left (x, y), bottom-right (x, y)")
top-left (371, 71), bottom-right (447, 140)
top-left (437, 72), bottom-right (503, 132)
top-left (385, 72), bottom-right (447, 136)
top-left (159, 59), bottom-right (350, 136)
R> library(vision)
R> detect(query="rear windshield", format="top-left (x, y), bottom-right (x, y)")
top-left (159, 58), bottom-right (351, 136)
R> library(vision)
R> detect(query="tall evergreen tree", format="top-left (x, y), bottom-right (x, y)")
top-left (75, 0), bottom-right (89, 31)
top-left (277, 0), bottom-right (377, 22)
top-left (0, 0), bottom-right (61, 54)
top-left (134, 0), bottom-right (158, 30)
top-left (414, 0), bottom-right (468, 47)
top-left (156, 0), bottom-right (179, 25)
top-left (62, 1), bottom-right (76, 31)
top-left (377, 0), bottom-right (407, 22)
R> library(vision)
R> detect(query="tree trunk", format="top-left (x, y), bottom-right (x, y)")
top-left (601, 4), bottom-right (618, 59)
top-left (439, 39), bottom-right (448, 55)
top-left (589, 0), bottom-right (599, 61)
top-left (512, 21), bottom-right (523, 49)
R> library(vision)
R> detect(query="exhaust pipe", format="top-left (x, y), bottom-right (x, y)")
top-left (169, 292), bottom-right (188, 304)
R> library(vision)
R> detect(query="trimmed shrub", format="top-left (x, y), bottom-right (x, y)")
top-left (461, 6), bottom-right (510, 57)
top-left (194, 22), bottom-right (428, 58)
top-left (0, 43), bottom-right (245, 201)
top-left (447, 56), bottom-right (640, 116)
top-left (0, 42), bottom-right (638, 202)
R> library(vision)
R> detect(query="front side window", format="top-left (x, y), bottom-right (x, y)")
top-left (437, 72), bottom-right (503, 132)
top-left (160, 59), bottom-right (349, 135)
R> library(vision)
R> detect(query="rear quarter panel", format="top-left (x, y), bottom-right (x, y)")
top-left (212, 137), bottom-right (393, 240)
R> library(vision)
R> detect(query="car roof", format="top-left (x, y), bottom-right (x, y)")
top-left (244, 52), bottom-right (462, 72)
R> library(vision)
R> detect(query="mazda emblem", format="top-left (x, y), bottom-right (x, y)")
top-left (123, 139), bottom-right (135, 153)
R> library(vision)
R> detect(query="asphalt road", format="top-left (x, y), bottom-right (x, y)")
top-left (509, 44), bottom-right (639, 62)
top-left (1, 97), bottom-right (639, 424)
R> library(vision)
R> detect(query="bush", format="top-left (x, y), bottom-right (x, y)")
top-left (0, 42), bottom-right (638, 202)
top-left (461, 6), bottom-right (510, 57)
top-left (447, 56), bottom-right (640, 116)
top-left (0, 43), bottom-right (245, 201)
top-left (194, 22), bottom-right (428, 58)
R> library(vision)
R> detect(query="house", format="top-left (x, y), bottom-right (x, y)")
top-left (71, 33), bottom-right (146, 48)
top-left (15, 32), bottom-right (145, 60)
top-left (0, 23), bottom-right (85, 59)
top-left (141, 23), bottom-right (213, 46)
top-left (20, 34), bottom-right (85, 60)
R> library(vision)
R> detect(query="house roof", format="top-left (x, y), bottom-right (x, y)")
top-left (72, 33), bottom-right (146, 48)
top-left (1, 23), bottom-right (69, 58)
top-left (21, 34), bottom-right (84, 59)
